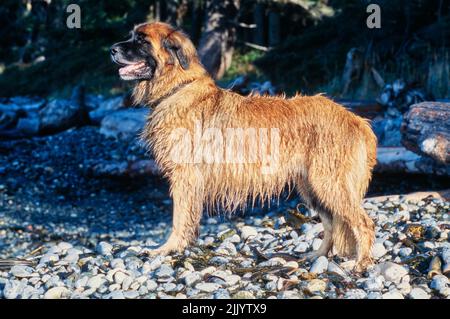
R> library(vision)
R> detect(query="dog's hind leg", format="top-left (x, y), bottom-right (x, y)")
top-left (295, 184), bottom-right (334, 261)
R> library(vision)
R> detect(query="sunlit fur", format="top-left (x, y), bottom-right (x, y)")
top-left (132, 22), bottom-right (377, 271)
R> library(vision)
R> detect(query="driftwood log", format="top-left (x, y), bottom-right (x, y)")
top-left (375, 147), bottom-right (450, 176)
top-left (401, 102), bottom-right (450, 164)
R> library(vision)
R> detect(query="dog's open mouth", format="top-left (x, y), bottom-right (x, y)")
top-left (119, 62), bottom-right (149, 79)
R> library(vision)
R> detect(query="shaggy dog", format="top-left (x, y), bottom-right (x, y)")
top-left (111, 22), bottom-right (377, 271)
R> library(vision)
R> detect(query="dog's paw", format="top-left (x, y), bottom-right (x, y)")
top-left (138, 247), bottom-right (169, 258)
top-left (297, 251), bottom-right (327, 263)
top-left (353, 257), bottom-right (374, 273)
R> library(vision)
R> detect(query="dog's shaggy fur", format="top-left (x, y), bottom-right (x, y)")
top-left (113, 22), bottom-right (377, 271)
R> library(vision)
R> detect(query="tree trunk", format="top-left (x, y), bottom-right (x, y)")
top-left (253, 2), bottom-right (265, 46)
top-left (190, 0), bottom-right (204, 43)
top-left (268, 10), bottom-right (281, 47)
top-left (197, 0), bottom-right (240, 79)
top-left (401, 102), bottom-right (450, 164)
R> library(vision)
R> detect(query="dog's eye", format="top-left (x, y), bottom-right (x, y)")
top-left (135, 33), bottom-right (148, 44)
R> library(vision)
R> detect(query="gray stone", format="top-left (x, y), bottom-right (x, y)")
top-left (382, 290), bottom-right (404, 299)
top-left (155, 264), bottom-right (175, 278)
top-left (10, 266), bottom-right (35, 278)
top-left (408, 287), bottom-right (430, 299)
top-left (310, 256), bottom-right (328, 274)
top-left (44, 287), bottom-right (71, 299)
top-left (306, 279), bottom-right (327, 293)
top-left (184, 272), bottom-right (202, 287)
top-left (379, 262), bottom-right (408, 283)
top-left (372, 243), bottom-right (387, 259)
top-left (240, 226), bottom-right (258, 240)
top-left (123, 290), bottom-right (140, 299)
top-left (195, 282), bottom-right (222, 293)
top-left (96, 242), bottom-right (113, 255)
top-left (109, 291), bottom-right (125, 299)
top-left (99, 109), bottom-right (148, 140)
top-left (87, 275), bottom-right (106, 290)
top-left (39, 99), bottom-right (84, 133)
top-left (430, 275), bottom-right (449, 292)
top-left (89, 96), bottom-right (124, 124)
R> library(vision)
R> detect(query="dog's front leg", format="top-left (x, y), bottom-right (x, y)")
top-left (141, 169), bottom-right (204, 257)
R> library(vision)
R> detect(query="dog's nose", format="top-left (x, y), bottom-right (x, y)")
top-left (110, 45), bottom-right (119, 56)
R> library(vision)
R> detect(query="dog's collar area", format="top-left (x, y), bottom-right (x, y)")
top-left (150, 79), bottom-right (197, 107)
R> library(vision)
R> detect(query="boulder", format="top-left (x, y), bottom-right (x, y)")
top-left (99, 109), bottom-right (149, 140)
top-left (39, 99), bottom-right (83, 133)
top-left (89, 96), bottom-right (124, 124)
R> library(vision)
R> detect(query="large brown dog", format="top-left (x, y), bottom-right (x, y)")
top-left (111, 22), bottom-right (377, 271)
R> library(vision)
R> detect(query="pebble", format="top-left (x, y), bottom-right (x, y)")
top-left (294, 242), bottom-right (309, 253)
top-left (96, 242), bottom-right (113, 255)
top-left (87, 275), bottom-right (106, 290)
top-left (10, 266), bottom-right (35, 278)
top-left (382, 290), bottom-right (404, 299)
top-left (408, 287), bottom-right (430, 299)
top-left (379, 262), bottom-right (408, 283)
top-left (278, 291), bottom-right (303, 299)
top-left (155, 264), bottom-right (175, 278)
top-left (363, 276), bottom-right (384, 291)
top-left (44, 287), bottom-right (71, 299)
top-left (195, 283), bottom-right (222, 293)
top-left (372, 243), bottom-right (387, 259)
top-left (109, 291), bottom-right (125, 299)
top-left (240, 226), bottom-right (258, 240)
top-left (306, 279), bottom-right (327, 293)
top-left (310, 256), bottom-right (328, 274)
top-left (430, 275), bottom-right (449, 293)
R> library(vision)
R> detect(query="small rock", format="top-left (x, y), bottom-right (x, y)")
top-left (184, 272), bottom-right (202, 287)
top-left (123, 290), bottom-right (140, 299)
top-left (379, 262), bottom-right (408, 283)
top-left (44, 287), bottom-right (71, 299)
top-left (398, 247), bottom-right (413, 257)
top-left (240, 226), bottom-right (258, 240)
top-left (87, 275), bottom-right (106, 290)
top-left (306, 279), bottom-right (327, 293)
top-left (294, 242), bottom-right (309, 253)
top-left (10, 266), bottom-right (34, 278)
top-left (344, 289), bottom-right (367, 299)
top-left (233, 291), bottom-right (255, 299)
top-left (372, 242), bottom-right (387, 259)
top-left (109, 291), bottom-right (125, 299)
top-left (277, 291), bottom-right (303, 299)
top-left (310, 256), bottom-right (328, 274)
top-left (155, 264), bottom-right (175, 278)
top-left (195, 283), bottom-right (222, 293)
top-left (382, 290), bottom-right (404, 299)
top-left (96, 242), bottom-right (113, 255)
top-left (363, 276), bottom-right (384, 291)
top-left (408, 287), bottom-right (430, 299)
top-left (430, 275), bottom-right (449, 292)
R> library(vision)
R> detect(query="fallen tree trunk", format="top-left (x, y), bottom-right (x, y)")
top-left (375, 147), bottom-right (450, 176)
top-left (365, 189), bottom-right (450, 203)
top-left (401, 102), bottom-right (450, 164)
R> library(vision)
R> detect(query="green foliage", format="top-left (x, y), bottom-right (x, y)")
top-left (219, 49), bottom-right (265, 86)
top-left (255, 0), bottom-right (450, 98)
top-left (0, 0), bottom-right (152, 97)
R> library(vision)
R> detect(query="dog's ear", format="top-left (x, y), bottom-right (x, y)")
top-left (162, 38), bottom-right (190, 70)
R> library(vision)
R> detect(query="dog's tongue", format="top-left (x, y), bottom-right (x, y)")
top-left (119, 62), bottom-right (146, 76)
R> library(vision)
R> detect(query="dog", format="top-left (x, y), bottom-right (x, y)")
top-left (111, 22), bottom-right (377, 271)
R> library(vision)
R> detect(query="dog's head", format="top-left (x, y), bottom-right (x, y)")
top-left (110, 22), bottom-right (199, 82)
